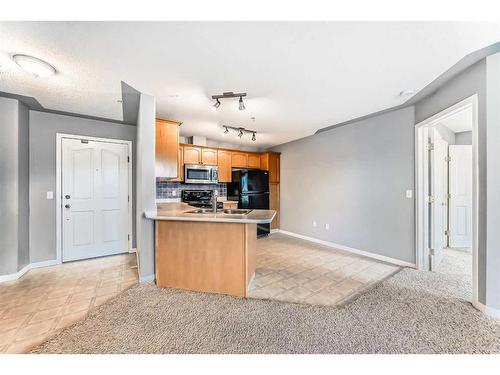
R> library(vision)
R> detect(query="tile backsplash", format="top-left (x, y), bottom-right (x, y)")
top-left (156, 180), bottom-right (227, 199)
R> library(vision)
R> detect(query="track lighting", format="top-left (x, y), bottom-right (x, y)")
top-left (221, 125), bottom-right (257, 141)
top-left (211, 91), bottom-right (247, 111)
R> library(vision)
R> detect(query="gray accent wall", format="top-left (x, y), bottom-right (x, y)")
top-left (273, 106), bottom-right (416, 264)
top-left (18, 102), bottom-right (30, 270)
top-left (0, 97), bottom-right (21, 275)
top-left (29, 111), bottom-right (137, 263)
top-left (414, 59), bottom-right (488, 304)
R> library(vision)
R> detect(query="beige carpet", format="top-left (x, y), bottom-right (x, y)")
top-left (31, 265), bottom-right (500, 354)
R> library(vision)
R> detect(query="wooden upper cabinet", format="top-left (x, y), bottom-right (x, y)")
top-left (217, 150), bottom-right (232, 183)
top-left (183, 145), bottom-right (202, 164)
top-left (268, 152), bottom-right (280, 183)
top-left (231, 152), bottom-right (248, 168)
top-left (172, 145), bottom-right (184, 182)
top-left (260, 153), bottom-right (269, 171)
top-left (202, 148), bottom-right (218, 165)
top-left (155, 119), bottom-right (181, 178)
top-left (247, 153), bottom-right (261, 169)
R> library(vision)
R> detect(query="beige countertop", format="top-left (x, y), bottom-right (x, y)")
top-left (144, 202), bottom-right (276, 224)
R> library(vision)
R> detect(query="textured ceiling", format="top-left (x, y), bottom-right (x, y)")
top-left (0, 22), bottom-right (499, 147)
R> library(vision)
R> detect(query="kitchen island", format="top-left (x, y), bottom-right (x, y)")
top-left (144, 203), bottom-right (276, 297)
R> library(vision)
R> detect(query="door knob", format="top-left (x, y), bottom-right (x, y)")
top-left (65, 204), bottom-right (71, 209)
top-left (65, 195), bottom-right (71, 199)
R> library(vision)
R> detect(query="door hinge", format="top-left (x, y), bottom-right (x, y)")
top-left (128, 195), bottom-right (130, 202)
top-left (427, 248), bottom-right (435, 256)
top-left (81, 139), bottom-right (89, 144)
top-left (127, 156), bottom-right (130, 163)
top-left (445, 230), bottom-right (449, 236)
top-left (445, 156), bottom-right (451, 162)
top-left (426, 143), bottom-right (434, 151)
top-left (128, 234), bottom-right (130, 240)
top-left (446, 193), bottom-right (451, 200)
top-left (428, 195), bottom-right (435, 203)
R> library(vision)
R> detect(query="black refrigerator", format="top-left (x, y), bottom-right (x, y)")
top-left (227, 169), bottom-right (270, 237)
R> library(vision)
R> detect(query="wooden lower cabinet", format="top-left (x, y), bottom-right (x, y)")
top-left (155, 221), bottom-right (256, 297)
top-left (269, 182), bottom-right (280, 229)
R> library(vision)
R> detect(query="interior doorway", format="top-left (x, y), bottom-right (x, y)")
top-left (415, 95), bottom-right (478, 304)
top-left (56, 134), bottom-right (133, 263)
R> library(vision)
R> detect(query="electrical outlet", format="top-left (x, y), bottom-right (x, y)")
top-left (406, 189), bottom-right (413, 198)
top-left (325, 223), bottom-right (330, 230)
top-left (46, 191), bottom-right (54, 200)
top-left (312, 220), bottom-right (317, 227)
top-left (171, 190), bottom-right (177, 197)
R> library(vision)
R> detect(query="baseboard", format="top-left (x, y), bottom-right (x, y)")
top-left (0, 259), bottom-right (60, 283)
top-left (472, 300), bottom-right (500, 319)
top-left (139, 274), bottom-right (155, 283)
top-left (278, 230), bottom-right (416, 268)
top-left (270, 229), bottom-right (280, 234)
top-left (128, 248), bottom-right (137, 253)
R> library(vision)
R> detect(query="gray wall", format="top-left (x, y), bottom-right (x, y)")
top-left (18, 102), bottom-right (30, 270)
top-left (486, 52), bottom-right (500, 310)
top-left (273, 107), bottom-right (416, 264)
top-left (29, 111), bottom-right (137, 263)
top-left (414, 59), bottom-right (488, 304)
top-left (135, 94), bottom-right (156, 279)
top-left (0, 97), bottom-right (20, 274)
top-left (455, 131), bottom-right (472, 145)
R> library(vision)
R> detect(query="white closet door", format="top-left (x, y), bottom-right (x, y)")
top-left (449, 145), bottom-right (472, 248)
top-left (62, 138), bottom-right (129, 262)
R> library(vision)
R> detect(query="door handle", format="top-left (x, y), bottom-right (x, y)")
top-left (65, 204), bottom-right (71, 209)
top-left (65, 194), bottom-right (71, 199)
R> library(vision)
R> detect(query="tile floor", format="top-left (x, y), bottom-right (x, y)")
top-left (248, 234), bottom-right (401, 306)
top-left (0, 253), bottom-right (138, 354)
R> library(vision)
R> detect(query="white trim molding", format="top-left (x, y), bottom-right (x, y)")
top-left (414, 94), bottom-right (480, 307)
top-left (278, 230), bottom-right (416, 268)
top-left (472, 300), bottom-right (500, 320)
top-left (0, 259), bottom-right (60, 283)
top-left (139, 274), bottom-right (155, 283)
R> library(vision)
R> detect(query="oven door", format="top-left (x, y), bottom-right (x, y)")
top-left (185, 164), bottom-right (215, 184)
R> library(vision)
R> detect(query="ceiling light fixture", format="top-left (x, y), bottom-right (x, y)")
top-left (222, 125), bottom-right (257, 141)
top-left (399, 89), bottom-right (416, 98)
top-left (211, 91), bottom-right (247, 111)
top-left (12, 54), bottom-right (56, 78)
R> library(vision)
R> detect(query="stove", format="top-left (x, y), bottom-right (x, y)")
top-left (181, 190), bottom-right (223, 209)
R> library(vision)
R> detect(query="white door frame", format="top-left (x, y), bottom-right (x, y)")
top-left (56, 133), bottom-right (133, 264)
top-left (415, 94), bottom-right (479, 306)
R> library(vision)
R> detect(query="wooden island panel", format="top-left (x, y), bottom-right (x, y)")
top-left (155, 221), bottom-right (256, 297)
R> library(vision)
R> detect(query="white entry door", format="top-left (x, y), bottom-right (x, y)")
top-left (449, 145), bottom-right (473, 248)
top-left (62, 138), bottom-right (130, 262)
top-left (429, 128), bottom-right (448, 271)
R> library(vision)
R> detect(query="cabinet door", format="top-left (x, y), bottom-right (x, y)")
top-left (217, 150), bottom-right (232, 182)
top-left (202, 148), bottom-right (218, 165)
top-left (183, 146), bottom-right (202, 164)
top-left (231, 152), bottom-right (248, 168)
top-left (248, 153), bottom-right (261, 169)
top-left (260, 153), bottom-right (269, 171)
top-left (155, 119), bottom-right (180, 178)
top-left (268, 152), bottom-right (280, 183)
top-left (269, 182), bottom-right (280, 229)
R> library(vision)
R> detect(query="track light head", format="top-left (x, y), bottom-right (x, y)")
top-left (212, 98), bottom-right (221, 110)
top-left (238, 96), bottom-right (245, 111)
top-left (238, 129), bottom-right (244, 138)
top-left (223, 126), bottom-right (229, 134)
top-left (252, 132), bottom-right (256, 142)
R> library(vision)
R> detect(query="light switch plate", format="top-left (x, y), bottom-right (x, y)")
top-left (406, 190), bottom-right (413, 198)
top-left (46, 191), bottom-right (54, 200)
top-left (171, 190), bottom-right (177, 197)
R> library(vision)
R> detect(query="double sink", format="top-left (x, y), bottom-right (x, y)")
top-left (186, 208), bottom-right (252, 215)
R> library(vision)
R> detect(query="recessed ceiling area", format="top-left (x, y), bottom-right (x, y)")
top-left (0, 22), bottom-right (499, 147)
top-left (438, 107), bottom-right (473, 133)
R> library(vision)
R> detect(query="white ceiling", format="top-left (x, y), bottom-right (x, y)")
top-left (439, 107), bottom-right (473, 133)
top-left (0, 22), bottom-right (499, 148)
